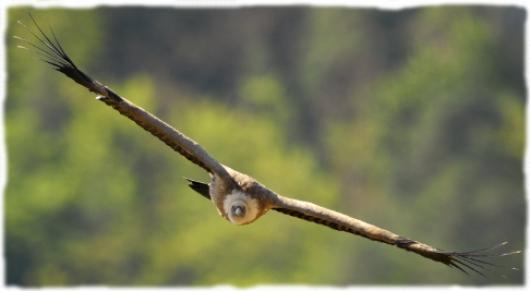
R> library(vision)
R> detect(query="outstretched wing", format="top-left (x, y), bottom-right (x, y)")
top-left (185, 179), bottom-right (519, 275)
top-left (18, 16), bottom-right (230, 180)
top-left (273, 195), bottom-right (519, 275)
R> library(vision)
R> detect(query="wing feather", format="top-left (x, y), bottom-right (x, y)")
top-left (273, 195), bottom-right (519, 275)
top-left (21, 16), bottom-right (230, 180)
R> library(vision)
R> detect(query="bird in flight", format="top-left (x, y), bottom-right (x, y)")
top-left (16, 15), bottom-right (520, 277)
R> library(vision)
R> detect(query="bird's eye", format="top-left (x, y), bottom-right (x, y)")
top-left (231, 204), bottom-right (246, 217)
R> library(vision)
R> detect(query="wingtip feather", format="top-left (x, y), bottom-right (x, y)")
top-left (443, 241), bottom-right (521, 277)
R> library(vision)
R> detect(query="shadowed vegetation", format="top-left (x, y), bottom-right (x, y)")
top-left (5, 6), bottom-right (525, 285)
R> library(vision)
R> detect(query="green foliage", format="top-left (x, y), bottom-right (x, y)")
top-left (324, 7), bottom-right (525, 284)
top-left (6, 6), bottom-right (524, 286)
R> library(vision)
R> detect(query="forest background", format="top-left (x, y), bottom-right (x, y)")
top-left (5, 6), bottom-right (526, 285)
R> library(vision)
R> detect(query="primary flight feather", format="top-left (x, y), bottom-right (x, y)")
top-left (17, 15), bottom-right (520, 276)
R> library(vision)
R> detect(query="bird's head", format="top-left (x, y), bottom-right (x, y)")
top-left (223, 190), bottom-right (263, 225)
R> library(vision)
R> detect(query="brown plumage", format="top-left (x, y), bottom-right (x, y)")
top-left (17, 15), bottom-right (520, 276)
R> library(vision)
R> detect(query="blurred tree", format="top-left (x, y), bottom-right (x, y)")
top-left (5, 6), bottom-right (525, 286)
top-left (324, 7), bottom-right (524, 283)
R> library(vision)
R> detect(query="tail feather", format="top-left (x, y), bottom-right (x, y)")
top-left (185, 178), bottom-right (210, 200)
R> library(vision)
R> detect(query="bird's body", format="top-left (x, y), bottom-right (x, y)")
top-left (17, 15), bottom-right (520, 277)
top-left (209, 167), bottom-right (276, 224)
